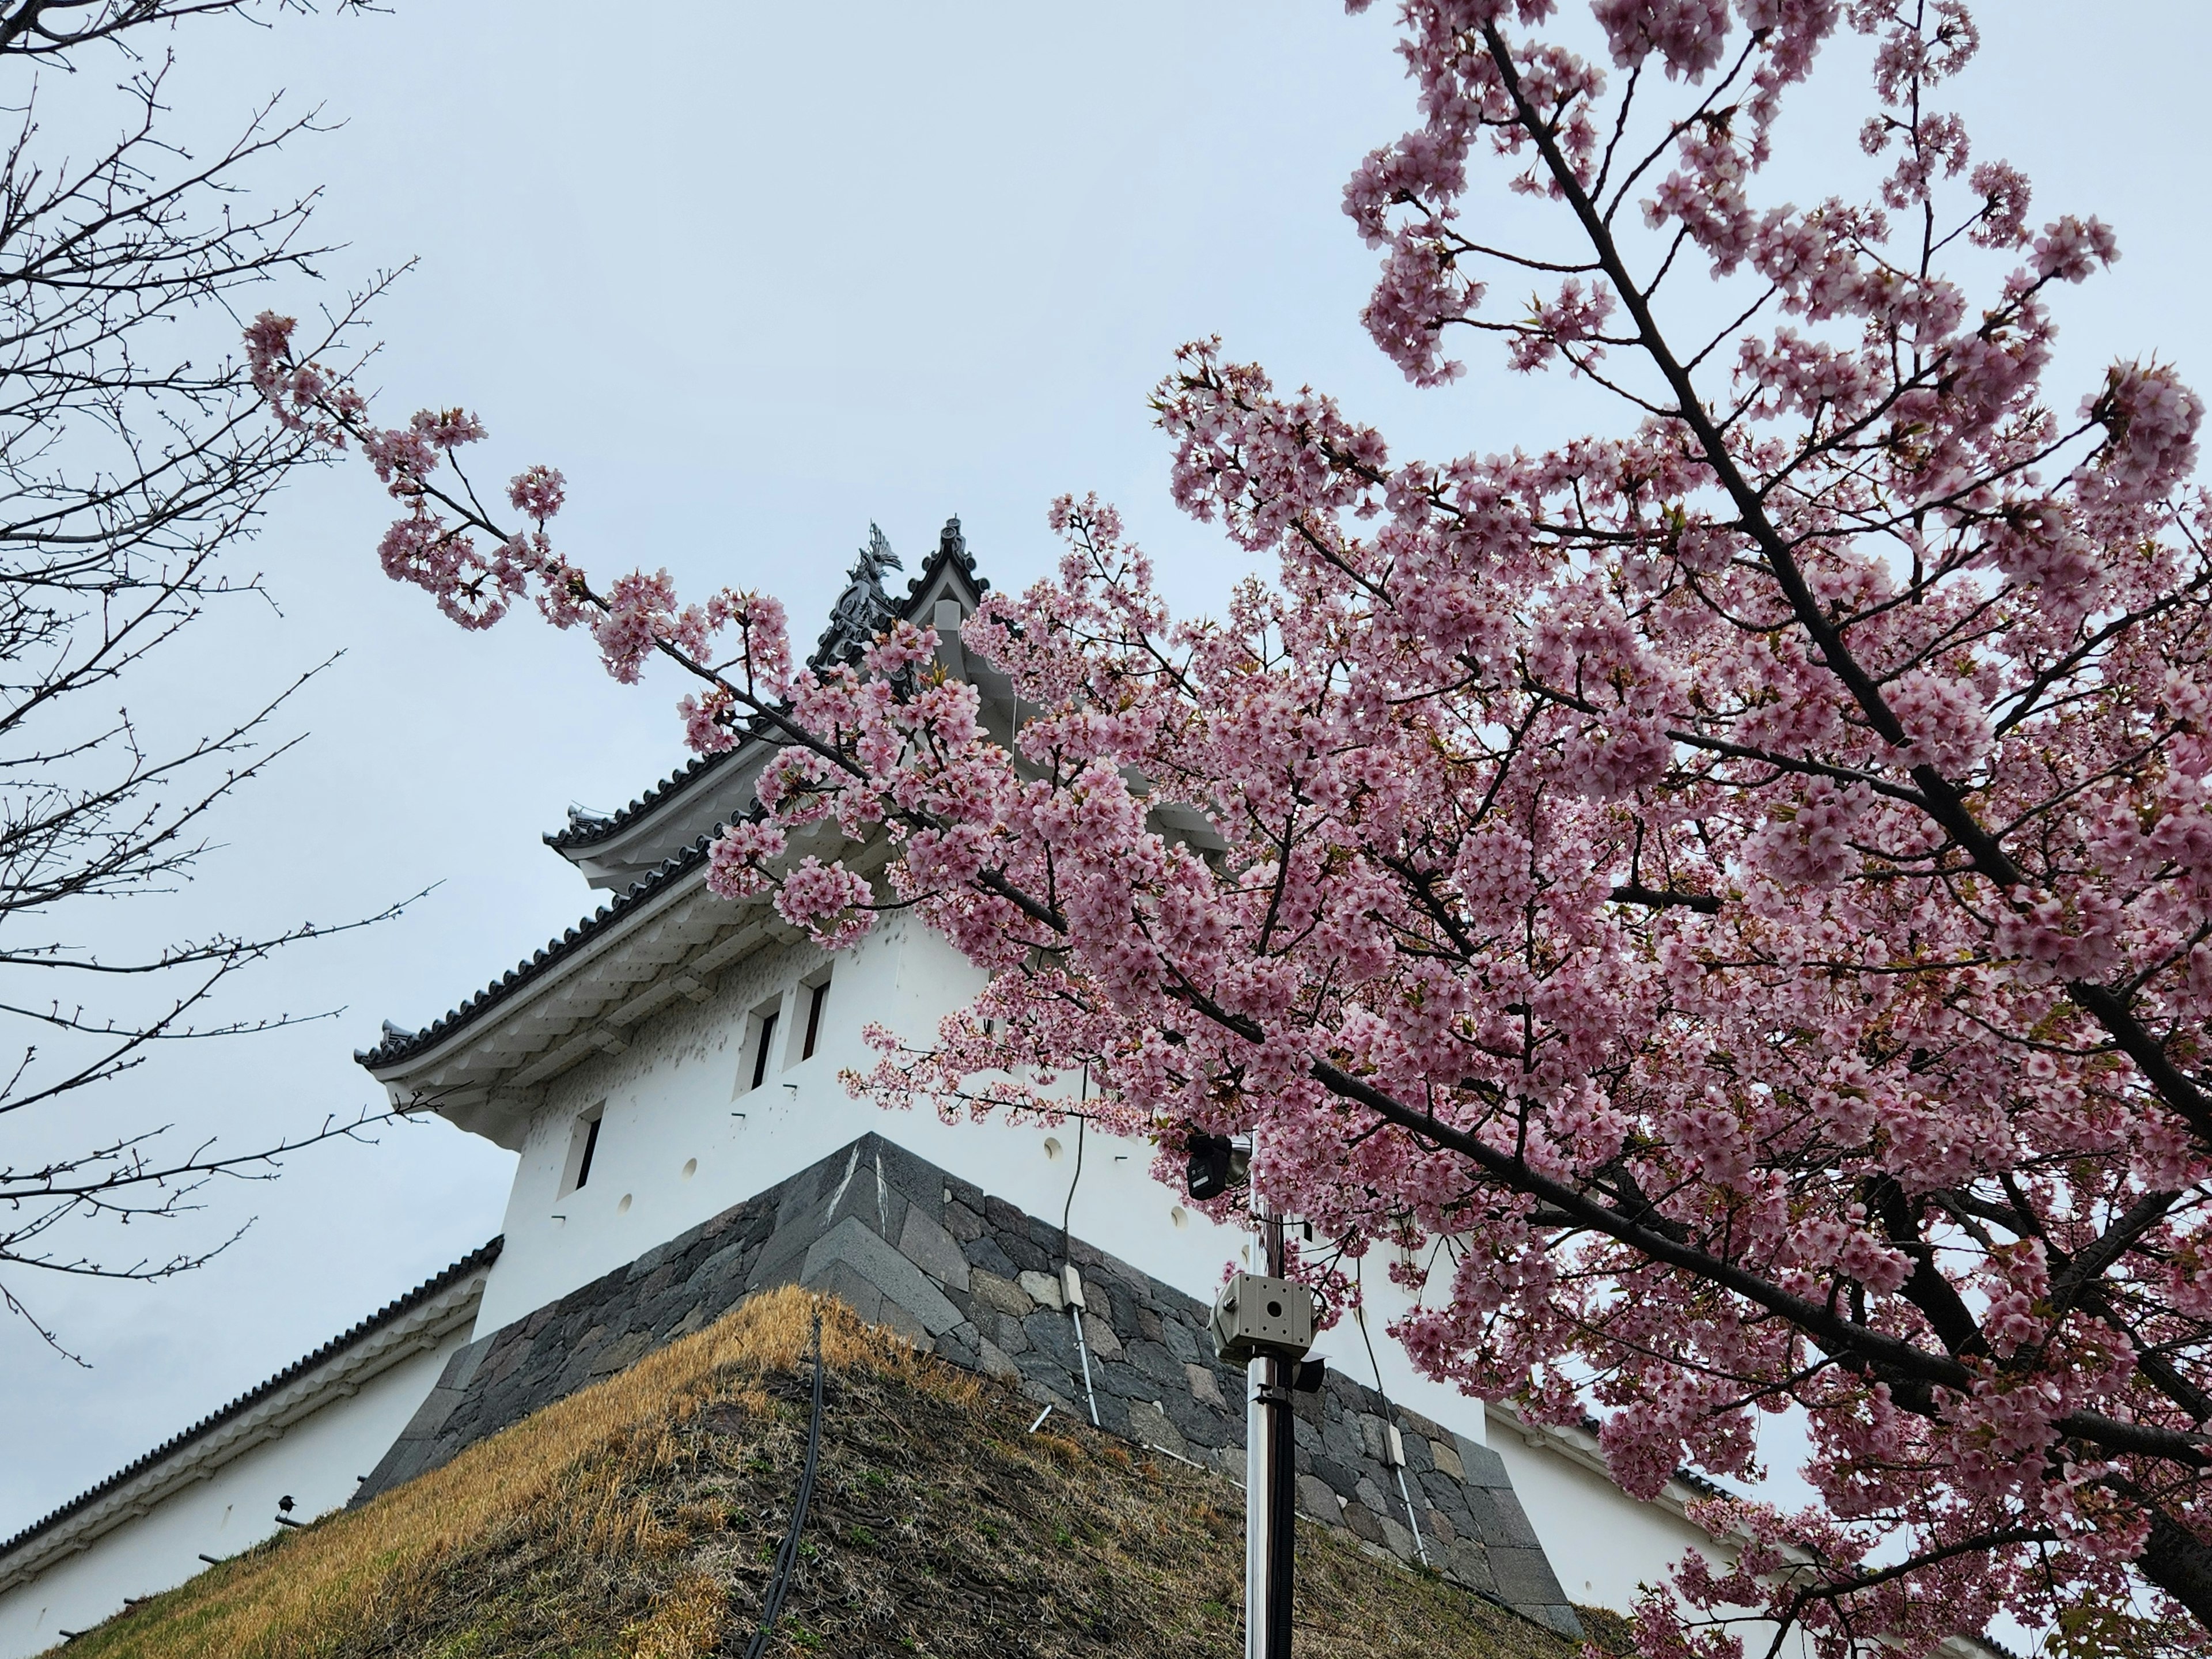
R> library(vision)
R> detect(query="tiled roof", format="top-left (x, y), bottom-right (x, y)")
top-left (543, 518), bottom-right (986, 856)
top-left (375, 518), bottom-right (989, 1078)
top-left (0, 1237), bottom-right (503, 1562)
top-left (356, 832), bottom-right (719, 1071)
top-left (541, 751), bottom-right (741, 854)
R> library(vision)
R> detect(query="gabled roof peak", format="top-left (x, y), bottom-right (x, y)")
top-left (542, 515), bottom-right (987, 858)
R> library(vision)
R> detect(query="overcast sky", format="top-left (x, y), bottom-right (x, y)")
top-left (3, 0), bottom-right (2209, 1538)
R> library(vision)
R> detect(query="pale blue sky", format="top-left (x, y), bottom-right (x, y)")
top-left (3, 0), bottom-right (2207, 1536)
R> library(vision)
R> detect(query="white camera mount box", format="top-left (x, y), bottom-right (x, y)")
top-left (1209, 1272), bottom-right (1316, 1364)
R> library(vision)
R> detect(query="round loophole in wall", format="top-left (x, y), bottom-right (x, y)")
top-left (681, 1158), bottom-right (698, 1180)
top-left (1169, 1205), bottom-right (1188, 1229)
top-left (1042, 1137), bottom-right (1063, 1161)
top-left (616, 1192), bottom-right (632, 1214)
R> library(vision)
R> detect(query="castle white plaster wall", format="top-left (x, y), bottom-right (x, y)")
top-left (0, 1329), bottom-right (464, 1659)
top-left (1487, 1427), bottom-right (1823, 1657)
top-left (472, 913), bottom-right (1505, 1449)
top-left (1488, 1426), bottom-right (1718, 1618)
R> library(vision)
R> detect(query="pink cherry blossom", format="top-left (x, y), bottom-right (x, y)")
top-left (254, 3), bottom-right (2212, 1650)
top-left (507, 464), bottom-right (566, 521)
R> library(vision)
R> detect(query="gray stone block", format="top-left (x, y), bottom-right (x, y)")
top-left (683, 1238), bottom-right (747, 1296)
top-left (1536, 1605), bottom-right (1584, 1639)
top-left (1021, 1308), bottom-right (1078, 1370)
top-left (964, 1234), bottom-right (1020, 1278)
top-left (1126, 1339), bottom-right (1184, 1389)
top-left (1162, 1388), bottom-right (1230, 1449)
top-left (1357, 1412), bottom-right (1390, 1464)
top-left (1321, 1415), bottom-right (1364, 1470)
top-left (1378, 1512), bottom-right (1416, 1563)
top-left (1079, 1309), bottom-right (1122, 1360)
top-left (1312, 1456), bottom-right (1360, 1499)
top-left (1296, 1474), bottom-right (1343, 1522)
top-left (1489, 1544), bottom-right (1570, 1609)
top-left (1457, 1434), bottom-right (1514, 1488)
top-left (801, 1216), bottom-right (964, 1335)
top-left (588, 1330), bottom-right (652, 1377)
top-left (1344, 1502), bottom-right (1387, 1547)
top-left (1096, 1361), bottom-right (1153, 1403)
top-left (821, 1146), bottom-right (908, 1243)
top-left (1493, 1492), bottom-right (1548, 1552)
top-left (772, 1161), bottom-right (832, 1231)
top-left (898, 1203), bottom-right (970, 1292)
top-left (876, 1295), bottom-right (934, 1352)
top-left (1160, 1317), bottom-right (1200, 1364)
top-left (1125, 1399), bottom-right (1187, 1458)
top-left (745, 1204), bottom-right (825, 1292)
top-left (969, 1267), bottom-right (1032, 1319)
top-left (1015, 1345), bottom-right (1074, 1393)
top-left (1443, 1539), bottom-right (1498, 1596)
top-left (870, 1136), bottom-right (946, 1218)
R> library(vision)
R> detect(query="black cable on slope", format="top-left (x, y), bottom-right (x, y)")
top-left (743, 1307), bottom-right (827, 1659)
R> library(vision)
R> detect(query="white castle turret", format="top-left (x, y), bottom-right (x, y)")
top-left (0, 521), bottom-right (1979, 1658)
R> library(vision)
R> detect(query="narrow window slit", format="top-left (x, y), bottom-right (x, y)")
top-left (802, 979), bottom-right (829, 1060)
top-left (575, 1115), bottom-right (601, 1190)
top-left (751, 1011), bottom-right (778, 1090)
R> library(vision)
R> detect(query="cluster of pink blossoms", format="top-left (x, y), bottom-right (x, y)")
top-left (255, 2), bottom-right (2212, 1654)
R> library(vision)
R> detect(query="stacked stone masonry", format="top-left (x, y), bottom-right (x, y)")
top-left (358, 1133), bottom-right (1580, 1638)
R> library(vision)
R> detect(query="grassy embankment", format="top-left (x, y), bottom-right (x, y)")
top-left (58, 1286), bottom-right (1626, 1658)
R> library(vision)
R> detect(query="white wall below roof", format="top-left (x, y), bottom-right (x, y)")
top-left (475, 912), bottom-right (1501, 1445)
top-left (1488, 1414), bottom-right (1718, 1618)
top-left (0, 1328), bottom-right (465, 1659)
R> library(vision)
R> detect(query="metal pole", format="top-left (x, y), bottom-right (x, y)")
top-left (1245, 1203), bottom-right (1294, 1659)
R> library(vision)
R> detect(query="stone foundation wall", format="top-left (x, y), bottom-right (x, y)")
top-left (358, 1133), bottom-right (1578, 1637)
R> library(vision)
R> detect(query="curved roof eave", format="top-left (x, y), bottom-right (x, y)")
top-left (357, 831), bottom-right (725, 1076)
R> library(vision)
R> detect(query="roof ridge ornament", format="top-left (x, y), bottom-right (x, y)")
top-left (813, 522), bottom-right (905, 668)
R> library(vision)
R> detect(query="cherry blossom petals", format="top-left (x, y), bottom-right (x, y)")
top-left (251, 2), bottom-right (2212, 1647)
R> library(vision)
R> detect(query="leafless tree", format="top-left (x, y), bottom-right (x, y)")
top-left (0, 0), bottom-right (400, 1355)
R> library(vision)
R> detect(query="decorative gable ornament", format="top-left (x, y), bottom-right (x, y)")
top-left (813, 523), bottom-right (905, 668)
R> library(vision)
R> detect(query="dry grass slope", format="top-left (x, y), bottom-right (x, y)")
top-left (55, 1287), bottom-right (1623, 1658)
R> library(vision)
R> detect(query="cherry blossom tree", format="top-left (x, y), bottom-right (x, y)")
top-left (255, 1), bottom-right (2212, 1652)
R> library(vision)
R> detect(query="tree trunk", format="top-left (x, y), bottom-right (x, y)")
top-left (2139, 1514), bottom-right (2212, 1630)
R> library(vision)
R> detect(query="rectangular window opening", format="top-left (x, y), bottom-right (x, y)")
top-left (801, 977), bottom-right (830, 1061)
top-left (750, 1010), bottom-right (779, 1091)
top-left (559, 1104), bottom-right (606, 1198)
